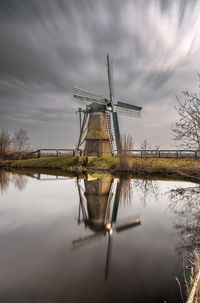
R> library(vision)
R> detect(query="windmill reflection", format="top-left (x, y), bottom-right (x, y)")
top-left (73, 175), bottom-right (141, 279)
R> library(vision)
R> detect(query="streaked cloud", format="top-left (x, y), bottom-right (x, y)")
top-left (0, 0), bottom-right (200, 148)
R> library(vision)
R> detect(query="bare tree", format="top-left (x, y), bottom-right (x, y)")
top-left (172, 77), bottom-right (200, 149)
top-left (140, 139), bottom-right (160, 153)
top-left (0, 128), bottom-right (11, 154)
top-left (12, 128), bottom-right (30, 152)
top-left (139, 139), bottom-right (160, 174)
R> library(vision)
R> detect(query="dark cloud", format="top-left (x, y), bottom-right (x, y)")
top-left (0, 0), bottom-right (200, 148)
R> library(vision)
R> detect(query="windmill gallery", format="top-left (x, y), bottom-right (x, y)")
top-left (73, 54), bottom-right (142, 156)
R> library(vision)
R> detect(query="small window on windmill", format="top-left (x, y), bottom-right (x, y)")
top-left (93, 141), bottom-right (96, 147)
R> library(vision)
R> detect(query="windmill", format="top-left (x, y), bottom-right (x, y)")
top-left (73, 176), bottom-right (141, 279)
top-left (73, 54), bottom-right (142, 156)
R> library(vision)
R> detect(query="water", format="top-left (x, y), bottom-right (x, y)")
top-left (0, 170), bottom-right (198, 303)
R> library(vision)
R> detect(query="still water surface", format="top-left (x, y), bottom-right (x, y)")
top-left (0, 171), bottom-right (196, 303)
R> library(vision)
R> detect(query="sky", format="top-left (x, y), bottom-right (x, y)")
top-left (0, 0), bottom-right (200, 149)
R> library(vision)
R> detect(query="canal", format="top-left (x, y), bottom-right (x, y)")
top-left (0, 170), bottom-right (198, 303)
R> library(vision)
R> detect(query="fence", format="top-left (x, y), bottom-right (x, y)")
top-left (119, 149), bottom-right (200, 159)
top-left (33, 148), bottom-right (82, 158)
top-left (33, 149), bottom-right (200, 159)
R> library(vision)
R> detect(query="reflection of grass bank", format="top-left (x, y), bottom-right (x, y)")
top-left (186, 222), bottom-right (200, 303)
top-left (197, 279), bottom-right (200, 302)
top-left (186, 252), bottom-right (200, 303)
top-left (1, 156), bottom-right (200, 181)
top-left (195, 260), bottom-right (200, 303)
top-left (193, 226), bottom-right (200, 303)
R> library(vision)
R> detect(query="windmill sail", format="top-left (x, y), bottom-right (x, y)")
top-left (73, 86), bottom-right (106, 106)
top-left (72, 232), bottom-right (104, 248)
top-left (115, 215), bottom-right (141, 232)
top-left (112, 112), bottom-right (120, 151)
top-left (114, 101), bottom-right (142, 118)
top-left (107, 54), bottom-right (114, 102)
top-left (105, 111), bottom-right (119, 154)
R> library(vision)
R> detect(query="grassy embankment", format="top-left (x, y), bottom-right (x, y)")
top-left (1, 155), bottom-right (200, 181)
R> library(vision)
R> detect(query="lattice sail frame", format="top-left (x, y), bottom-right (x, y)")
top-left (73, 86), bottom-right (106, 105)
top-left (107, 54), bottom-right (115, 100)
top-left (73, 87), bottom-right (142, 118)
top-left (114, 101), bottom-right (142, 118)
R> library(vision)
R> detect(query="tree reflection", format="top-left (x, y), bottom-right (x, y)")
top-left (132, 178), bottom-right (159, 207)
top-left (0, 170), bottom-right (10, 193)
top-left (168, 184), bottom-right (200, 301)
top-left (12, 174), bottom-right (28, 191)
top-left (168, 185), bottom-right (200, 259)
top-left (0, 170), bottom-right (28, 193)
top-left (118, 176), bottom-right (133, 207)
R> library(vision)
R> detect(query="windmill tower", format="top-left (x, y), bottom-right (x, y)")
top-left (73, 54), bottom-right (142, 156)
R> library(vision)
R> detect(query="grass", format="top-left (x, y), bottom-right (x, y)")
top-left (87, 156), bottom-right (118, 169)
top-left (1, 156), bottom-right (200, 181)
top-left (1, 156), bottom-right (78, 170)
top-left (88, 157), bottom-right (200, 180)
top-left (131, 158), bottom-right (200, 178)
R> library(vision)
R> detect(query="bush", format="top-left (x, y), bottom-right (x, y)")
top-left (0, 151), bottom-right (34, 160)
top-left (118, 134), bottom-right (133, 171)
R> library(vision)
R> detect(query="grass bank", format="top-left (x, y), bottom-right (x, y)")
top-left (1, 156), bottom-right (77, 170)
top-left (1, 156), bottom-right (200, 181)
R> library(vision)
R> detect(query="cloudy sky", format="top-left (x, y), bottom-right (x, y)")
top-left (0, 0), bottom-right (200, 149)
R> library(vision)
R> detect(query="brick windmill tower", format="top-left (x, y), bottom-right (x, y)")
top-left (73, 54), bottom-right (142, 156)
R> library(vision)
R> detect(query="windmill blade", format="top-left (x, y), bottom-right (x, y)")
top-left (73, 86), bottom-right (106, 106)
top-left (107, 54), bottom-right (114, 101)
top-left (115, 215), bottom-right (141, 233)
top-left (104, 179), bottom-right (114, 225)
top-left (114, 101), bottom-right (142, 118)
top-left (111, 179), bottom-right (120, 223)
top-left (112, 112), bottom-right (121, 152)
top-left (77, 179), bottom-right (88, 222)
top-left (72, 232), bottom-right (104, 249)
top-left (104, 234), bottom-right (113, 280)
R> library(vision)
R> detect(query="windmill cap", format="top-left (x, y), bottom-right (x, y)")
top-left (87, 103), bottom-right (107, 112)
